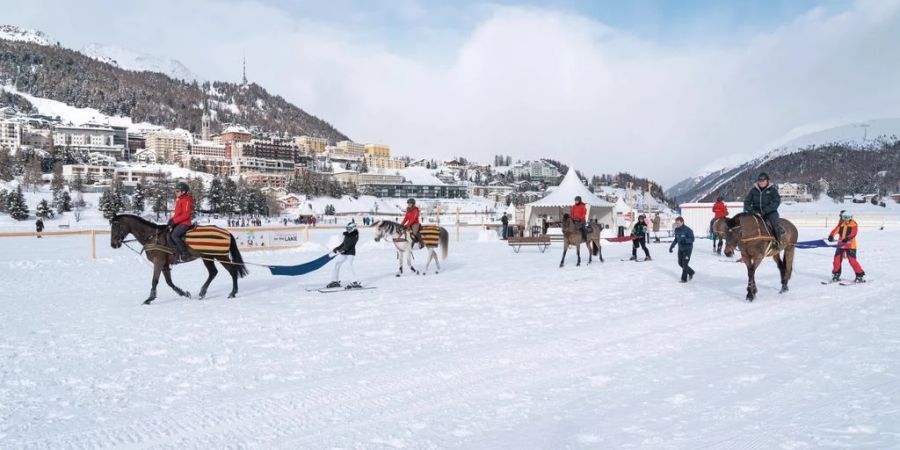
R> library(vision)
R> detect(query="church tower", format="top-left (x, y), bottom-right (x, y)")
top-left (201, 97), bottom-right (211, 141)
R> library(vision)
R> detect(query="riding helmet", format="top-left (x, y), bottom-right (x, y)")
top-left (346, 221), bottom-right (357, 232)
top-left (575, 196), bottom-right (582, 203)
top-left (175, 181), bottom-right (190, 193)
top-left (757, 173), bottom-right (770, 182)
top-left (716, 195), bottom-right (723, 202)
top-left (841, 211), bottom-right (853, 221)
top-left (407, 198), bottom-right (416, 205)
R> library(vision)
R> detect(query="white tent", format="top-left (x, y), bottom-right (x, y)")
top-left (505, 203), bottom-right (518, 223)
top-left (524, 168), bottom-right (615, 235)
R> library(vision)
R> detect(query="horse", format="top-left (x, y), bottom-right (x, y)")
top-left (723, 213), bottom-right (798, 301)
top-left (559, 214), bottom-right (603, 267)
top-left (373, 220), bottom-right (449, 276)
top-left (711, 217), bottom-right (730, 255)
top-left (109, 214), bottom-right (248, 304)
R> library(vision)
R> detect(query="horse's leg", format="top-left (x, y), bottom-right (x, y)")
top-left (587, 241), bottom-right (592, 265)
top-left (198, 259), bottom-right (218, 299)
top-left (224, 260), bottom-right (239, 298)
top-left (560, 242), bottom-right (568, 268)
top-left (408, 248), bottom-right (418, 274)
top-left (744, 255), bottom-right (756, 302)
top-left (781, 247), bottom-right (796, 292)
top-left (772, 253), bottom-right (787, 293)
top-left (145, 261), bottom-right (163, 304)
top-left (162, 266), bottom-right (191, 299)
top-left (597, 240), bottom-right (604, 263)
top-left (433, 248), bottom-right (441, 274)
top-left (576, 243), bottom-right (581, 267)
top-left (423, 248), bottom-right (432, 275)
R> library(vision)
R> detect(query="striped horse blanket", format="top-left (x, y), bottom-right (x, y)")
top-left (184, 226), bottom-right (232, 255)
top-left (420, 226), bottom-right (441, 247)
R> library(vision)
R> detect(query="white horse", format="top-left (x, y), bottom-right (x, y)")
top-left (373, 220), bottom-right (449, 276)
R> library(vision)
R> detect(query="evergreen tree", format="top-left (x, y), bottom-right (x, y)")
top-left (235, 177), bottom-right (251, 215)
top-left (57, 190), bottom-right (72, 215)
top-left (50, 162), bottom-right (65, 210)
top-left (222, 177), bottom-right (238, 215)
top-left (36, 199), bottom-right (54, 219)
top-left (324, 204), bottom-right (336, 215)
top-left (23, 158), bottom-right (43, 192)
top-left (188, 177), bottom-right (205, 214)
top-left (70, 172), bottom-right (85, 193)
top-left (207, 176), bottom-right (225, 213)
top-left (132, 180), bottom-right (146, 214)
top-left (0, 147), bottom-right (13, 180)
top-left (8, 186), bottom-right (29, 220)
top-left (0, 188), bottom-right (6, 212)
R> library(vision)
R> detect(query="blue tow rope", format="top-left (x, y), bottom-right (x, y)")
top-left (268, 254), bottom-right (335, 276)
top-left (794, 239), bottom-right (837, 249)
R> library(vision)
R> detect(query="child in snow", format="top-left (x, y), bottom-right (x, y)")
top-left (327, 222), bottom-right (361, 289)
top-left (630, 214), bottom-right (651, 261)
top-left (827, 211), bottom-right (865, 283)
top-left (669, 216), bottom-right (696, 283)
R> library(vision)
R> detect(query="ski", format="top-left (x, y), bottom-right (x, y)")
top-left (317, 286), bottom-right (377, 293)
top-left (839, 280), bottom-right (869, 286)
top-left (620, 259), bottom-right (651, 262)
top-left (821, 280), bottom-right (840, 285)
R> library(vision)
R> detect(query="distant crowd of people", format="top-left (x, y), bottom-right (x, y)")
top-left (228, 218), bottom-right (265, 227)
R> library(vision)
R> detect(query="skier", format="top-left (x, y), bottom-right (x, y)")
top-left (167, 181), bottom-right (194, 262)
top-left (711, 195), bottom-right (728, 233)
top-left (35, 217), bottom-right (44, 238)
top-left (827, 211), bottom-right (865, 283)
top-left (501, 213), bottom-right (509, 240)
top-left (571, 196), bottom-right (587, 241)
top-left (743, 173), bottom-right (783, 246)
top-left (400, 198), bottom-right (423, 248)
top-left (630, 214), bottom-right (651, 261)
top-left (326, 221), bottom-right (361, 289)
top-left (669, 216), bottom-right (696, 282)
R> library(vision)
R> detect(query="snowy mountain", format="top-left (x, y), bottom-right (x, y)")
top-left (0, 25), bottom-right (51, 46)
top-left (671, 118), bottom-right (900, 203)
top-left (82, 43), bottom-right (203, 82)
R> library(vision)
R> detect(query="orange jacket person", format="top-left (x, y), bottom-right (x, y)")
top-left (168, 181), bottom-right (194, 262)
top-left (827, 211), bottom-right (865, 283)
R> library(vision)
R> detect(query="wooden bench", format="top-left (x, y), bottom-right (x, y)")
top-left (507, 236), bottom-right (551, 253)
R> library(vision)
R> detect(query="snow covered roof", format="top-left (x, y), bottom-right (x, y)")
top-left (221, 125), bottom-right (251, 135)
top-left (527, 169), bottom-right (614, 207)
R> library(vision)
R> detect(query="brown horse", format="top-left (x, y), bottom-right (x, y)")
top-left (109, 214), bottom-right (248, 304)
top-left (559, 214), bottom-right (603, 267)
top-left (711, 217), bottom-right (730, 255)
top-left (723, 213), bottom-right (797, 301)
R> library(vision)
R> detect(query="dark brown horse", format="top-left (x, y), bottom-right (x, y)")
top-left (711, 217), bottom-right (730, 255)
top-left (109, 214), bottom-right (248, 304)
top-left (559, 214), bottom-right (603, 267)
top-left (723, 213), bottom-right (797, 301)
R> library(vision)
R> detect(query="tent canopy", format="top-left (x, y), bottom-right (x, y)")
top-left (524, 168), bottom-right (615, 235)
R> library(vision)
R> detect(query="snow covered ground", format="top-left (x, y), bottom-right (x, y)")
top-left (2, 225), bottom-right (899, 448)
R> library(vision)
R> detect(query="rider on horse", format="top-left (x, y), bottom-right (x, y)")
top-left (571, 196), bottom-right (588, 241)
top-left (167, 181), bottom-right (194, 262)
top-left (711, 195), bottom-right (728, 232)
top-left (401, 198), bottom-right (423, 249)
top-left (743, 172), bottom-right (783, 246)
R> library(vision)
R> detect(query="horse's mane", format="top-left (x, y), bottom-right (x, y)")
top-left (728, 212), bottom-right (755, 228)
top-left (376, 220), bottom-right (406, 234)
top-left (113, 214), bottom-right (167, 230)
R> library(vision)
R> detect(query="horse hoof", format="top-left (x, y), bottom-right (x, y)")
top-left (780, 287), bottom-right (789, 294)
top-left (183, 291), bottom-right (192, 299)
top-left (143, 298), bottom-right (154, 305)
top-left (396, 274), bottom-right (401, 277)
top-left (227, 293), bottom-right (236, 299)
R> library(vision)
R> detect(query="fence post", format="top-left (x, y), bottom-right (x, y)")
top-left (90, 230), bottom-right (97, 260)
top-left (456, 207), bottom-right (461, 242)
top-left (304, 225), bottom-right (310, 243)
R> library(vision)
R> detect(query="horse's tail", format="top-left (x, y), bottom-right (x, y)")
top-left (439, 227), bottom-right (449, 260)
top-left (229, 235), bottom-right (249, 278)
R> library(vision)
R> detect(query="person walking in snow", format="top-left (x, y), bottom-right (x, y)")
top-left (167, 181), bottom-right (194, 263)
top-left (669, 216), bottom-right (696, 283)
top-left (501, 213), bottom-right (509, 240)
top-left (827, 211), bottom-right (865, 283)
top-left (35, 218), bottom-right (44, 238)
top-left (743, 173), bottom-right (783, 246)
top-left (326, 221), bottom-right (361, 289)
top-left (652, 212), bottom-right (661, 243)
top-left (401, 198), bottom-right (423, 248)
top-left (571, 196), bottom-right (588, 241)
top-left (630, 214), bottom-right (651, 261)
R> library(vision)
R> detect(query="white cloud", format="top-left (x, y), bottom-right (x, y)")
top-left (6, 0), bottom-right (900, 186)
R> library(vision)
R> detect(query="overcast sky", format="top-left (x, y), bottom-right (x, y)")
top-left (5, 0), bottom-right (900, 186)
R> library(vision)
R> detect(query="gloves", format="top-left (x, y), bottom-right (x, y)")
top-left (841, 238), bottom-right (851, 244)
top-left (669, 247), bottom-right (674, 253)
top-left (827, 236), bottom-right (834, 242)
